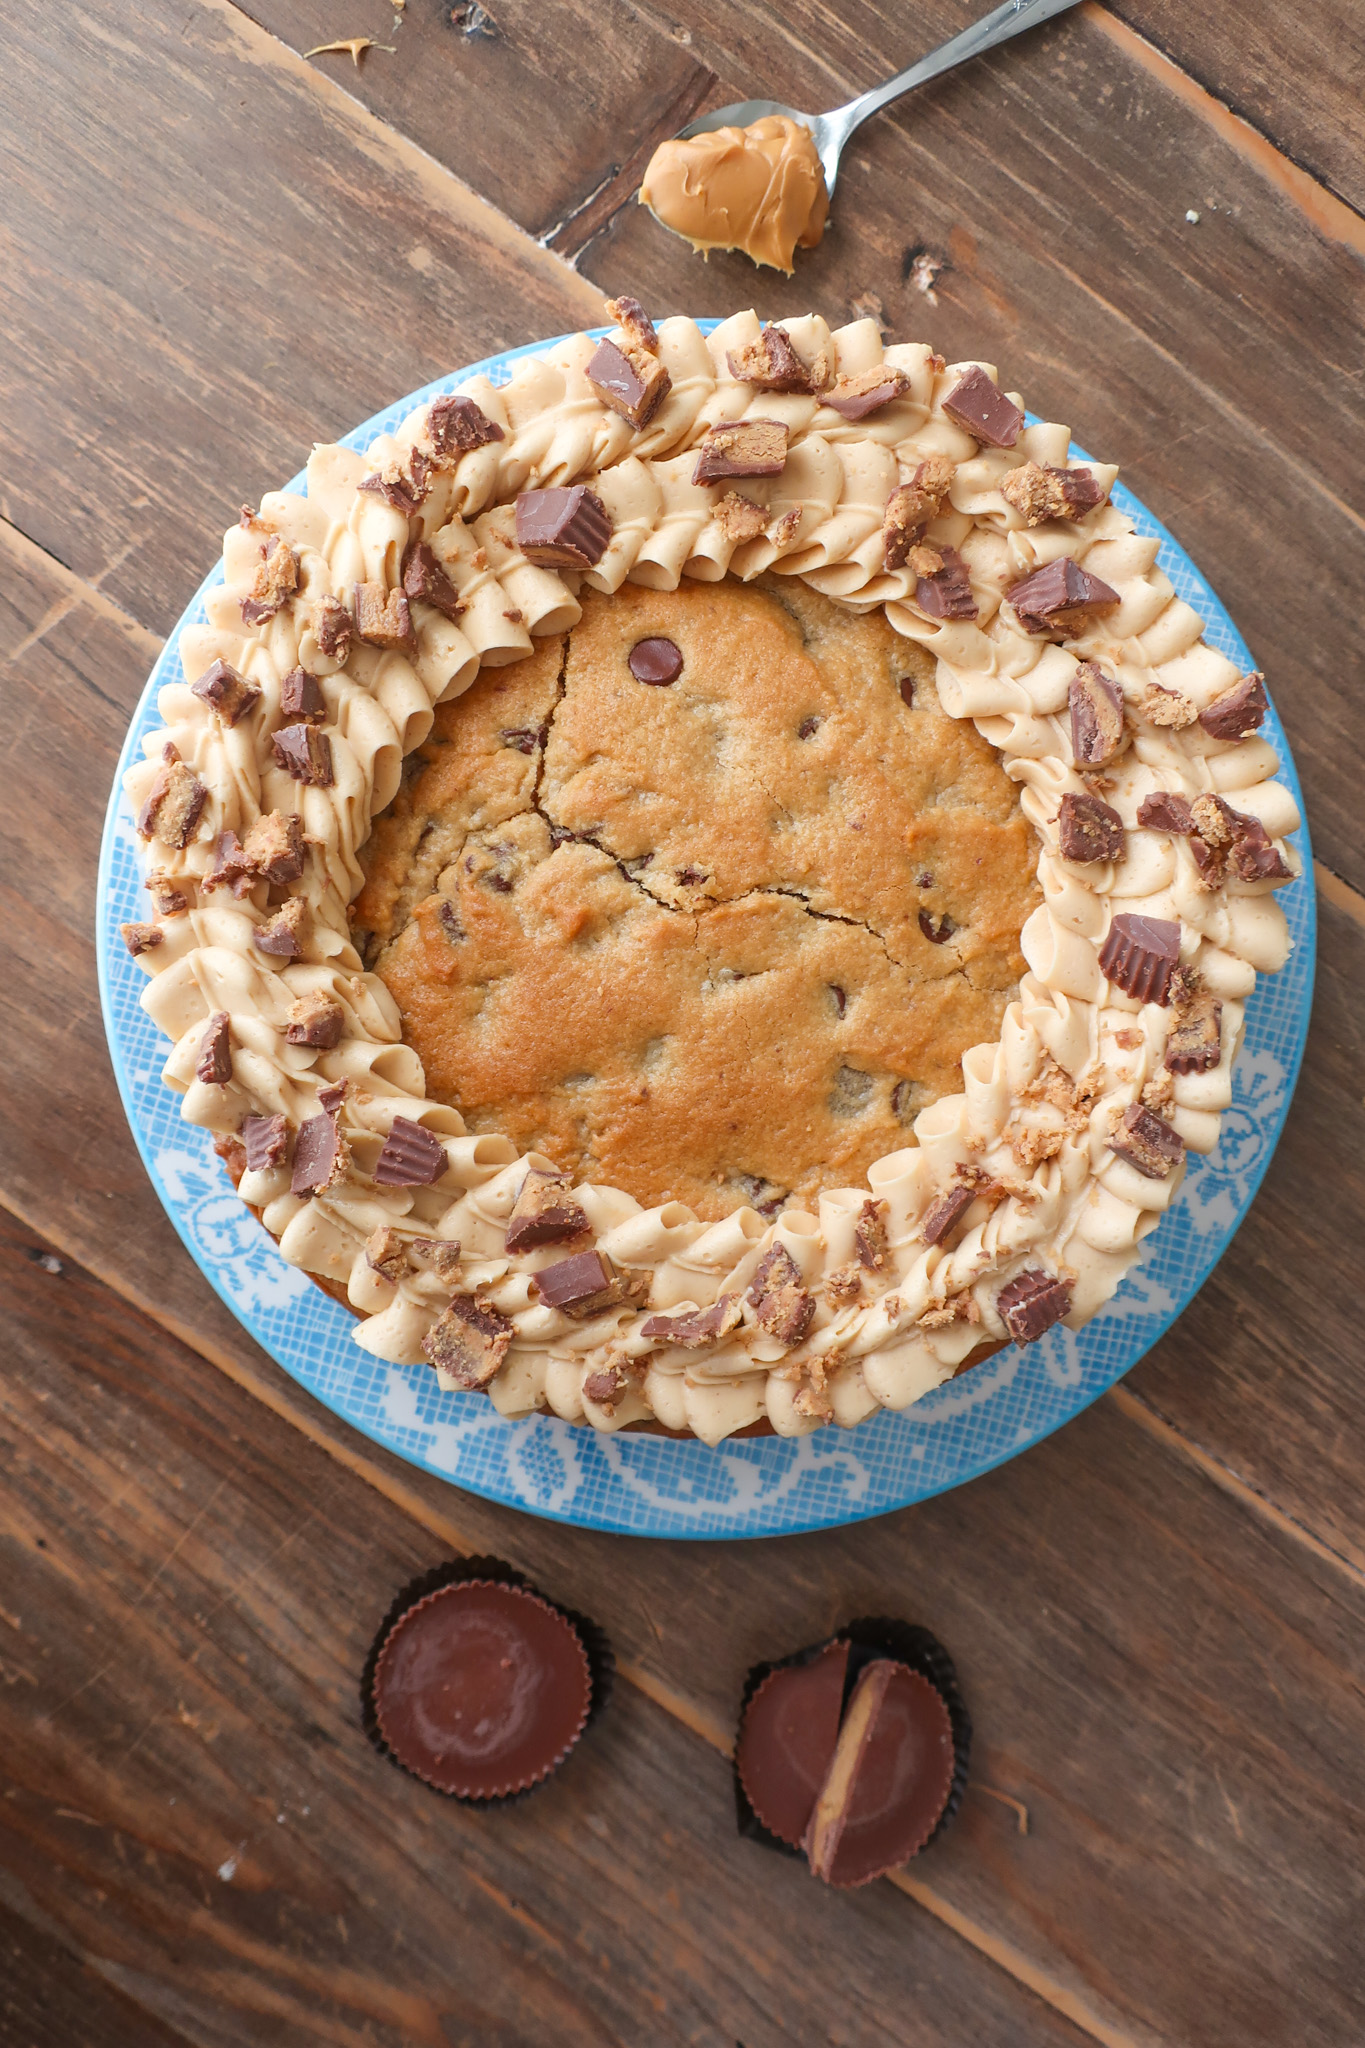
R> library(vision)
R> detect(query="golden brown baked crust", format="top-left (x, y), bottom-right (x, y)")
top-left (355, 577), bottom-right (1039, 1219)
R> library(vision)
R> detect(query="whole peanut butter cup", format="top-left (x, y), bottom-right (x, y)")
top-left (361, 1558), bottom-right (612, 1802)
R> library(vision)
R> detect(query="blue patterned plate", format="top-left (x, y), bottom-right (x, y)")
top-left (97, 330), bottom-right (1315, 1538)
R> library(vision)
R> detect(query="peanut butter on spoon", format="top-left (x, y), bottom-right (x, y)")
top-left (639, 115), bottom-right (829, 274)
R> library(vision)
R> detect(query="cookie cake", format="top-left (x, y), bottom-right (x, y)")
top-left (120, 301), bottom-right (1299, 1444)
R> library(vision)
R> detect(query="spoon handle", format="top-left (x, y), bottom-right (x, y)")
top-left (832, 0), bottom-right (1081, 141)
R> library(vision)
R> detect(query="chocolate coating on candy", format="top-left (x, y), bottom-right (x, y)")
top-left (1138, 791), bottom-right (1195, 833)
top-left (1165, 982), bottom-right (1223, 1074)
top-left (1109, 1103), bottom-right (1186, 1179)
top-left (120, 921), bottom-right (162, 957)
top-left (515, 486), bottom-right (613, 569)
top-left (242, 1113), bottom-right (288, 1172)
top-left (533, 1249), bottom-right (621, 1317)
top-left (640, 1295), bottom-right (743, 1348)
top-left (1069, 663), bottom-right (1125, 766)
top-left (138, 756), bottom-right (207, 849)
top-left (504, 1168), bottom-right (589, 1254)
top-left (727, 324), bottom-right (811, 393)
top-left (195, 1011), bottom-right (232, 1085)
top-left (1099, 912), bottom-right (1182, 1005)
top-left (1199, 671), bottom-right (1267, 740)
top-left (914, 545), bottom-right (978, 621)
top-left (691, 419), bottom-right (788, 484)
top-left (997, 1267), bottom-right (1072, 1344)
top-left (747, 1243), bottom-right (815, 1345)
top-left (627, 636), bottom-right (683, 685)
top-left (402, 542), bottom-right (464, 623)
top-left (1058, 791), bottom-right (1124, 864)
top-left (736, 1641), bottom-right (851, 1848)
top-left (422, 1296), bottom-right (513, 1388)
top-left (586, 336), bottom-right (672, 431)
top-left (373, 1116), bottom-right (448, 1187)
top-left (272, 723), bottom-right (333, 787)
top-left (920, 1183), bottom-right (975, 1247)
top-left (280, 665), bottom-right (325, 723)
top-left (999, 462), bottom-right (1104, 525)
top-left (427, 394), bottom-right (504, 458)
top-left (192, 657), bottom-right (260, 727)
top-left (822, 366), bottom-right (912, 420)
top-left (804, 1661), bottom-right (956, 1888)
top-left (291, 1109), bottom-right (345, 1194)
top-left (942, 365), bottom-right (1023, 449)
top-left (1008, 558), bottom-right (1120, 637)
top-left (605, 296), bottom-right (659, 354)
top-left (369, 1579), bottom-right (592, 1801)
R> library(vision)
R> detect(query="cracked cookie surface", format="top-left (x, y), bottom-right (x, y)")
top-left (355, 578), bottom-right (1039, 1219)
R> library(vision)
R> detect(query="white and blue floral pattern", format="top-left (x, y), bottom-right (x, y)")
top-left (96, 333), bottom-right (1315, 1539)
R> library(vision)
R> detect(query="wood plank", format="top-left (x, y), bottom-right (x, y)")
top-left (0, 1896), bottom-right (194, 2048)
top-left (0, 1210), bottom-right (1089, 2048)
top-left (1099, 0), bottom-right (1365, 216)
top-left (0, 0), bottom-right (602, 643)
top-left (4, 525), bottom-right (1365, 2042)
top-left (230, 0), bottom-right (715, 241)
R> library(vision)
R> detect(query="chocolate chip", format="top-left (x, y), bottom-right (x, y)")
top-left (676, 865), bottom-right (708, 887)
top-left (1069, 663), bottom-right (1125, 766)
top-left (279, 666), bottom-right (326, 723)
top-left (1007, 558), bottom-right (1121, 637)
top-left (498, 727), bottom-right (541, 755)
top-left (427, 394), bottom-right (504, 459)
top-left (942, 365), bottom-right (1023, 448)
top-left (1058, 791), bottom-right (1124, 863)
top-left (829, 1065), bottom-right (874, 1117)
top-left (436, 899), bottom-right (464, 944)
top-left (253, 898), bottom-right (307, 960)
top-left (192, 658), bottom-right (260, 727)
top-left (373, 1117), bottom-right (448, 1187)
top-left (353, 583), bottom-right (414, 651)
top-left (1109, 1103), bottom-right (1186, 1179)
top-left (120, 921), bottom-right (163, 957)
top-left (242, 810), bottom-right (306, 884)
top-left (291, 1110), bottom-right (345, 1194)
top-left (828, 984), bottom-right (847, 1018)
top-left (726, 325), bottom-right (811, 393)
top-left (797, 714), bottom-right (823, 739)
top-left (999, 462), bottom-right (1105, 525)
top-left (735, 1173), bottom-right (788, 1218)
top-left (272, 723), bottom-right (334, 787)
top-left (996, 1268), bottom-right (1072, 1344)
top-left (401, 541), bottom-right (464, 622)
top-left (627, 636), bottom-right (683, 685)
top-left (918, 909), bottom-right (956, 945)
top-left (195, 1010), bottom-right (232, 1085)
top-left (421, 1296), bottom-right (513, 1389)
top-left (822, 365), bottom-right (913, 419)
top-left (891, 1079), bottom-right (924, 1125)
top-left (915, 544), bottom-right (978, 621)
top-left (921, 1184), bottom-right (975, 1247)
top-left (242, 1112), bottom-right (288, 1172)
top-left (313, 596), bottom-right (354, 664)
top-left (588, 336), bottom-right (672, 430)
top-left (854, 1199), bottom-right (888, 1272)
top-left (533, 1249), bottom-right (622, 1318)
top-left (897, 678), bottom-right (915, 708)
top-left (1137, 791), bottom-right (1195, 833)
top-left (1165, 984), bottom-right (1223, 1074)
top-left (138, 758), bottom-right (207, 849)
top-left (747, 1244), bottom-right (815, 1346)
top-left (641, 1296), bottom-right (744, 1348)
top-left (1199, 672), bottom-right (1268, 741)
top-left (514, 486), bottom-right (613, 568)
top-left (692, 419), bottom-right (788, 485)
top-left (285, 990), bottom-right (345, 1049)
top-left (1098, 913), bottom-right (1182, 1005)
top-left (504, 1168), bottom-right (589, 1254)
top-left (606, 295), bottom-right (659, 353)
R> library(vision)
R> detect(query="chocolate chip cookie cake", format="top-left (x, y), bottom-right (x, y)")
top-left (121, 301), bottom-right (1300, 1444)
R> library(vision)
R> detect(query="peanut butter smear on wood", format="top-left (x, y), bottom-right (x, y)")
top-left (639, 115), bottom-right (829, 273)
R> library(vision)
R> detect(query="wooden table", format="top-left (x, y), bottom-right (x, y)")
top-left (3, 2), bottom-right (1363, 2041)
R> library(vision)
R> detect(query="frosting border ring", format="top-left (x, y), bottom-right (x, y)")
top-left (98, 319), bottom-right (1314, 1501)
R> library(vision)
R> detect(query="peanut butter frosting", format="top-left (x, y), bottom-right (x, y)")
top-left (121, 304), bottom-right (1300, 1446)
top-left (639, 116), bottom-right (829, 274)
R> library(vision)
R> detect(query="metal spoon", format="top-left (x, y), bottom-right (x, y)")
top-left (673, 0), bottom-right (1081, 202)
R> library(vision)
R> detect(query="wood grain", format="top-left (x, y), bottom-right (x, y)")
top-left (1102, 0), bottom-right (1365, 216)
top-left (0, 1209), bottom-right (1091, 2048)
top-left (0, 0), bottom-right (601, 643)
